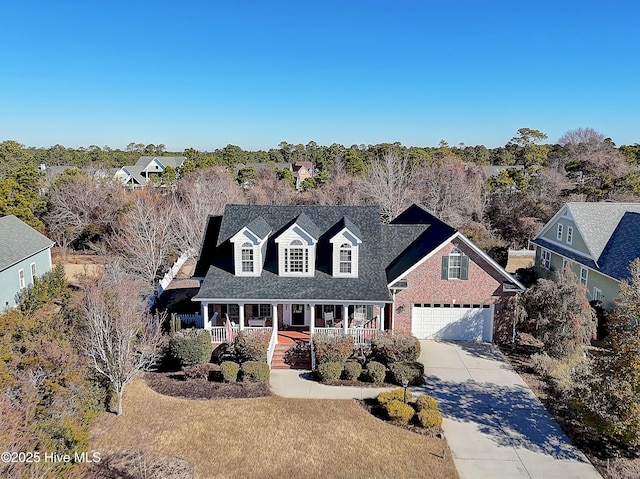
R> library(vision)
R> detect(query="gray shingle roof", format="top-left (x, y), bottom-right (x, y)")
top-left (0, 216), bottom-right (54, 272)
top-left (245, 216), bottom-right (272, 241)
top-left (195, 205), bottom-right (392, 302)
top-left (134, 156), bottom-right (186, 169)
top-left (566, 202), bottom-right (640, 261)
top-left (193, 204), bottom-right (472, 303)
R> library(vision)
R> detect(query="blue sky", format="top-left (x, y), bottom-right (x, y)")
top-left (1, 1), bottom-right (638, 151)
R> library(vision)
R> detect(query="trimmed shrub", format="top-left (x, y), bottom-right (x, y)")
top-left (365, 361), bottom-right (387, 384)
top-left (169, 329), bottom-right (212, 366)
top-left (371, 331), bottom-right (420, 364)
top-left (377, 387), bottom-right (412, 406)
top-left (220, 361), bottom-right (240, 383)
top-left (234, 330), bottom-right (271, 363)
top-left (182, 363), bottom-right (210, 380)
top-left (415, 394), bottom-right (438, 412)
top-left (385, 399), bottom-right (415, 425)
top-left (312, 334), bottom-right (355, 365)
top-left (240, 361), bottom-right (270, 382)
top-left (342, 361), bottom-right (363, 381)
top-left (317, 362), bottom-right (343, 382)
top-left (388, 361), bottom-right (425, 386)
top-left (417, 408), bottom-right (443, 428)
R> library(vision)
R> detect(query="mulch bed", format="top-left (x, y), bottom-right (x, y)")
top-left (144, 370), bottom-right (270, 400)
top-left (499, 343), bottom-right (640, 479)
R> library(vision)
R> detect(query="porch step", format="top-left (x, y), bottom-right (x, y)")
top-left (271, 343), bottom-right (311, 370)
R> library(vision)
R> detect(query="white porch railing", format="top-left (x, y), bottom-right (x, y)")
top-left (314, 327), bottom-right (378, 345)
top-left (208, 326), bottom-right (272, 343)
top-left (266, 328), bottom-right (278, 368)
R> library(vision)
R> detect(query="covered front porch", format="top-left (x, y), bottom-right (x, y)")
top-left (201, 300), bottom-right (386, 342)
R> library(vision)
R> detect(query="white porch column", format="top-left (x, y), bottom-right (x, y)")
top-left (239, 303), bottom-right (245, 331)
top-left (379, 304), bottom-right (385, 331)
top-left (343, 304), bottom-right (349, 334)
top-left (203, 302), bottom-right (210, 330)
top-left (271, 303), bottom-right (278, 344)
top-left (310, 304), bottom-right (316, 336)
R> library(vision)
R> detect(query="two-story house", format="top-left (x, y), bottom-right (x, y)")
top-left (531, 202), bottom-right (640, 309)
top-left (114, 156), bottom-right (186, 188)
top-left (0, 215), bottom-right (54, 309)
top-left (192, 204), bottom-right (524, 344)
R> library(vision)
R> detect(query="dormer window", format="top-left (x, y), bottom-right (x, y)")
top-left (241, 242), bottom-right (254, 273)
top-left (284, 239), bottom-right (310, 274)
top-left (330, 219), bottom-right (361, 278)
top-left (339, 244), bottom-right (352, 274)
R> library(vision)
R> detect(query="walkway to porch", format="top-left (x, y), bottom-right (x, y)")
top-left (272, 331), bottom-right (312, 369)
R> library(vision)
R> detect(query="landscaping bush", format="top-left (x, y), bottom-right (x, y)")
top-left (385, 399), bottom-right (415, 425)
top-left (371, 331), bottom-right (420, 364)
top-left (240, 361), bottom-right (270, 383)
top-left (377, 387), bottom-right (412, 406)
top-left (312, 334), bottom-right (355, 365)
top-left (388, 361), bottom-right (424, 385)
top-left (415, 394), bottom-right (438, 412)
top-left (234, 331), bottom-right (271, 363)
top-left (182, 363), bottom-right (210, 380)
top-left (169, 329), bottom-right (212, 366)
top-left (317, 362), bottom-right (344, 382)
top-left (342, 361), bottom-right (363, 381)
top-left (417, 408), bottom-right (443, 428)
top-left (220, 361), bottom-right (240, 383)
top-left (365, 361), bottom-right (387, 384)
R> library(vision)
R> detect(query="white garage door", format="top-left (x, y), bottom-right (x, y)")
top-left (411, 304), bottom-right (493, 341)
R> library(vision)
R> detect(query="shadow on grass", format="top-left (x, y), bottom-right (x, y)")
top-left (414, 375), bottom-right (586, 462)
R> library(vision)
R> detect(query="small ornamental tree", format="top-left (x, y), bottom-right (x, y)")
top-left (518, 267), bottom-right (596, 358)
top-left (577, 259), bottom-right (640, 446)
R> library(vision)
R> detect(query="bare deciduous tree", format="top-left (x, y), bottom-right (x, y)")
top-left (77, 261), bottom-right (162, 416)
top-left (364, 151), bottom-right (415, 222)
top-left (173, 166), bottom-right (244, 256)
top-left (109, 190), bottom-right (176, 291)
top-left (45, 172), bottom-right (125, 256)
top-left (302, 157), bottom-right (368, 206)
top-left (245, 166), bottom-right (295, 205)
top-left (414, 157), bottom-right (483, 227)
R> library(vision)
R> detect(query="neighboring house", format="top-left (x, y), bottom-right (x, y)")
top-left (192, 204), bottom-right (524, 346)
top-left (114, 156), bottom-right (186, 188)
top-left (0, 215), bottom-right (55, 310)
top-left (531, 202), bottom-right (640, 309)
top-left (292, 161), bottom-right (314, 189)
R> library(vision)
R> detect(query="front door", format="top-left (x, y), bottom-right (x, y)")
top-left (291, 304), bottom-right (305, 326)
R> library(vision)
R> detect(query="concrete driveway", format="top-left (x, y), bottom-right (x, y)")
top-left (415, 341), bottom-right (602, 479)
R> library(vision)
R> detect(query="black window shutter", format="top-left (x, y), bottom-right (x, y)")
top-left (461, 255), bottom-right (469, 280)
top-left (441, 256), bottom-right (449, 280)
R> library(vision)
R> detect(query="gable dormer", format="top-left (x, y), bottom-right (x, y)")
top-left (329, 217), bottom-right (362, 277)
top-left (229, 217), bottom-right (271, 276)
top-left (274, 213), bottom-right (319, 277)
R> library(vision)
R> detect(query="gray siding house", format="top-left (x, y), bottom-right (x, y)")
top-left (0, 216), bottom-right (54, 309)
top-left (531, 202), bottom-right (640, 309)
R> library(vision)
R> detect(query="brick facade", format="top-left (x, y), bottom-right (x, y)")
top-left (392, 241), bottom-right (517, 343)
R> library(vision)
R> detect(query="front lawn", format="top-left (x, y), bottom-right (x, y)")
top-left (88, 379), bottom-right (458, 479)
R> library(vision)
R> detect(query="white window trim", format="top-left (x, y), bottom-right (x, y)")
top-left (541, 249), bottom-right (551, 269)
top-left (593, 287), bottom-right (602, 301)
top-left (566, 226), bottom-right (573, 245)
top-left (240, 242), bottom-right (255, 273)
top-left (556, 223), bottom-right (564, 241)
top-left (580, 267), bottom-right (588, 286)
top-left (18, 269), bottom-right (25, 289)
top-left (449, 248), bottom-right (462, 279)
top-left (330, 227), bottom-right (361, 278)
top-left (30, 262), bottom-right (37, 284)
top-left (283, 239), bottom-right (313, 276)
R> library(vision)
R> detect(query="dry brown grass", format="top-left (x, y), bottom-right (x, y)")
top-left (505, 255), bottom-right (534, 273)
top-left (91, 379), bottom-right (458, 479)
